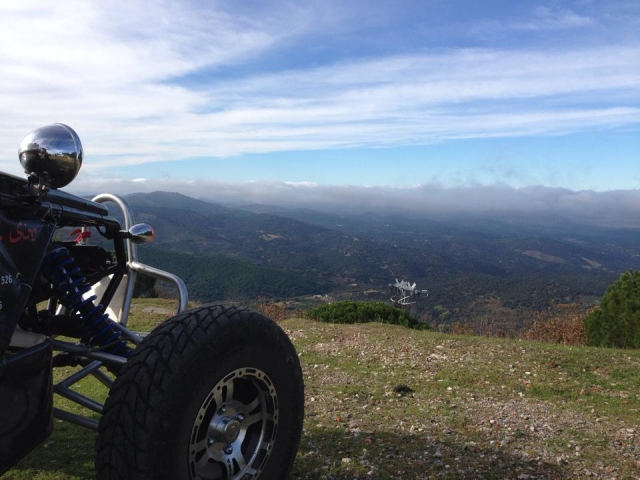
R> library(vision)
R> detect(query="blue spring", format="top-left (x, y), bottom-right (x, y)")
top-left (42, 247), bottom-right (129, 356)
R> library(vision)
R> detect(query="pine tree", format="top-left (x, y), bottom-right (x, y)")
top-left (584, 270), bottom-right (640, 348)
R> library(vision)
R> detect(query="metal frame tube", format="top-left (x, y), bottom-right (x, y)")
top-left (90, 193), bottom-right (188, 324)
top-left (51, 193), bottom-right (190, 430)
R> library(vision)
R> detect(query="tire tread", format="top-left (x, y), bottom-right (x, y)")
top-left (96, 305), bottom-right (302, 480)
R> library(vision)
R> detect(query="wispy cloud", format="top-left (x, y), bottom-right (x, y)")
top-left (513, 6), bottom-right (595, 31)
top-left (0, 1), bottom-right (638, 183)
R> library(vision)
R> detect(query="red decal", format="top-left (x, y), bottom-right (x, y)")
top-left (8, 222), bottom-right (38, 244)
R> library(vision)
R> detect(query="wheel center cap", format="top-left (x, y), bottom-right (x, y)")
top-left (212, 415), bottom-right (242, 444)
top-left (223, 419), bottom-right (241, 443)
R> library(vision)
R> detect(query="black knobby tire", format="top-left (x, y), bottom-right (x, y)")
top-left (96, 305), bottom-right (304, 480)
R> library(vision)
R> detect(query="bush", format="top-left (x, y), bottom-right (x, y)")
top-left (584, 270), bottom-right (640, 349)
top-left (523, 303), bottom-right (588, 346)
top-left (308, 301), bottom-right (429, 330)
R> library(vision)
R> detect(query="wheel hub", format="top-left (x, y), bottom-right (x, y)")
top-left (188, 367), bottom-right (279, 479)
top-left (211, 415), bottom-right (241, 444)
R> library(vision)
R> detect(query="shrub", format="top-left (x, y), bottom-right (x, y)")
top-left (308, 301), bottom-right (429, 330)
top-left (523, 303), bottom-right (588, 346)
top-left (255, 298), bottom-right (288, 322)
top-left (584, 270), bottom-right (640, 349)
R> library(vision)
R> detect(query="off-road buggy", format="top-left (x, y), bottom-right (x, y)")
top-left (0, 124), bottom-right (304, 479)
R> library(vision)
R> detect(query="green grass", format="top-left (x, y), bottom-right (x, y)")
top-left (6, 301), bottom-right (640, 479)
top-left (4, 299), bottom-right (178, 480)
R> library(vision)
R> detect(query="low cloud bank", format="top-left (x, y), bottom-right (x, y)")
top-left (72, 177), bottom-right (640, 228)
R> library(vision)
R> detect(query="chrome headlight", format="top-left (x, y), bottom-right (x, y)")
top-left (19, 124), bottom-right (83, 189)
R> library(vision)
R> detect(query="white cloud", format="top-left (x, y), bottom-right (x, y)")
top-left (0, 1), bottom-right (638, 180)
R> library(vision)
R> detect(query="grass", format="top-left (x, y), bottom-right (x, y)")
top-left (5, 299), bottom-right (640, 479)
top-left (286, 321), bottom-right (639, 479)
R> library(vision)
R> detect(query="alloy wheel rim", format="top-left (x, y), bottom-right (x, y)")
top-left (187, 367), bottom-right (278, 479)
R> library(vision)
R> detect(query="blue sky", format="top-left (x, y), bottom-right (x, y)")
top-left (0, 1), bottom-right (639, 216)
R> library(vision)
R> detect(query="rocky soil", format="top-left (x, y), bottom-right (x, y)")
top-left (283, 319), bottom-right (640, 480)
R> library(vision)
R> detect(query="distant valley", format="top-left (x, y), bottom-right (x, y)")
top-left (119, 191), bottom-right (640, 329)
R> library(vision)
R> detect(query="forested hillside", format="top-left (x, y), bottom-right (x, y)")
top-left (137, 248), bottom-right (322, 301)
top-left (123, 192), bottom-right (640, 326)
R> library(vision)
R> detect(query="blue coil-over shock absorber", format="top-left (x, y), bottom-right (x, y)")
top-left (42, 247), bottom-right (130, 356)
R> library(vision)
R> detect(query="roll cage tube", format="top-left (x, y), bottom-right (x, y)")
top-left (89, 194), bottom-right (188, 326)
